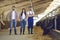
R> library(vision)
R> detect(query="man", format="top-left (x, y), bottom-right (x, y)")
top-left (27, 6), bottom-right (34, 34)
top-left (9, 6), bottom-right (18, 35)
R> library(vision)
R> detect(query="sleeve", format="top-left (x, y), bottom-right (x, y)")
top-left (8, 11), bottom-right (11, 19)
top-left (15, 11), bottom-right (18, 19)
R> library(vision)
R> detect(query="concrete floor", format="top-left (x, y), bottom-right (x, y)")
top-left (0, 26), bottom-right (52, 40)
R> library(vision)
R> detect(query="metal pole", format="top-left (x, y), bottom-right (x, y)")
top-left (55, 16), bottom-right (57, 30)
top-left (30, 0), bottom-right (32, 7)
top-left (30, 0), bottom-right (34, 12)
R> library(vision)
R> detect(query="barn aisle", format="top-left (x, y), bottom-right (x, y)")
top-left (0, 26), bottom-right (52, 40)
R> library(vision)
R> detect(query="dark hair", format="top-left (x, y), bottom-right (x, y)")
top-left (21, 8), bottom-right (26, 16)
top-left (12, 6), bottom-right (15, 10)
top-left (12, 6), bottom-right (15, 8)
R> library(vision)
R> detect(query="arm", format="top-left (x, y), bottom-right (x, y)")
top-left (29, 11), bottom-right (35, 17)
top-left (15, 11), bottom-right (19, 21)
top-left (6, 11), bottom-right (11, 21)
top-left (19, 13), bottom-right (22, 21)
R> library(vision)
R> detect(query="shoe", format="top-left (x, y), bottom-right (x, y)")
top-left (15, 33), bottom-right (17, 35)
top-left (43, 33), bottom-right (47, 36)
top-left (31, 33), bottom-right (33, 34)
top-left (9, 33), bottom-right (11, 35)
top-left (28, 33), bottom-right (30, 34)
top-left (23, 33), bottom-right (24, 35)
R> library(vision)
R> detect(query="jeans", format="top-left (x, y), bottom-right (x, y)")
top-left (10, 20), bottom-right (17, 34)
top-left (28, 17), bottom-right (33, 34)
top-left (20, 20), bottom-right (26, 34)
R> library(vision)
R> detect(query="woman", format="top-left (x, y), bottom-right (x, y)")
top-left (27, 6), bottom-right (34, 34)
top-left (20, 8), bottom-right (26, 35)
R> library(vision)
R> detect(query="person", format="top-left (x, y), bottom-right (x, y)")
top-left (20, 8), bottom-right (26, 34)
top-left (8, 6), bottom-right (18, 35)
top-left (19, 8), bottom-right (26, 35)
top-left (27, 6), bottom-right (34, 34)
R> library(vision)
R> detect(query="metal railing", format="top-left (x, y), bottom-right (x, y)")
top-left (40, 7), bottom-right (60, 30)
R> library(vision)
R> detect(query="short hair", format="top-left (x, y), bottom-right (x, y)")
top-left (12, 6), bottom-right (15, 8)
